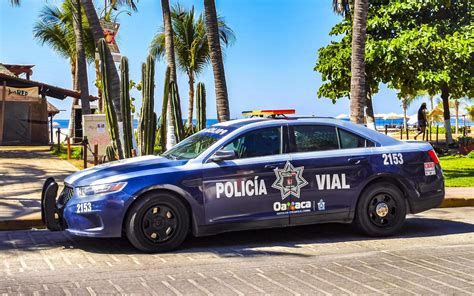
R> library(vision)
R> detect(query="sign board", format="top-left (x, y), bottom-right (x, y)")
top-left (0, 86), bottom-right (41, 102)
top-left (100, 19), bottom-right (120, 54)
top-left (83, 114), bottom-right (110, 161)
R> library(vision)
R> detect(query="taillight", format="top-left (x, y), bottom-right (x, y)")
top-left (428, 149), bottom-right (439, 164)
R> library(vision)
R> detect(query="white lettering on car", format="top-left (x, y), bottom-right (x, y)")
top-left (382, 153), bottom-right (404, 165)
top-left (273, 201), bottom-right (312, 215)
top-left (216, 177), bottom-right (268, 198)
top-left (76, 202), bottom-right (92, 214)
top-left (315, 174), bottom-right (350, 190)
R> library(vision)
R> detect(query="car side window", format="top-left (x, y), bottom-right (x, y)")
top-left (222, 127), bottom-right (281, 159)
top-left (290, 125), bottom-right (339, 152)
top-left (338, 129), bottom-right (367, 149)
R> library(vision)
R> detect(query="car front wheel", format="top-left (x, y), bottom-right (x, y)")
top-left (125, 192), bottom-right (190, 252)
top-left (355, 182), bottom-right (407, 237)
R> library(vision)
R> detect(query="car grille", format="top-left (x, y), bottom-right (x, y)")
top-left (58, 185), bottom-right (74, 206)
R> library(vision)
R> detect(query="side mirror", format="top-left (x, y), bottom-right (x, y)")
top-left (210, 150), bottom-right (235, 162)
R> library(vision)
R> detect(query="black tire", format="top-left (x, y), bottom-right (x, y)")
top-left (125, 192), bottom-right (190, 252)
top-left (354, 182), bottom-right (407, 237)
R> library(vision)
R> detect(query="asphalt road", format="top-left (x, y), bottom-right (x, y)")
top-left (1, 207), bottom-right (473, 295)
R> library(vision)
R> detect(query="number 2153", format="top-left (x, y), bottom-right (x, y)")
top-left (382, 153), bottom-right (403, 165)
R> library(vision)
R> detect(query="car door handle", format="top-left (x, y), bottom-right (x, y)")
top-left (348, 157), bottom-right (367, 165)
top-left (265, 163), bottom-right (285, 169)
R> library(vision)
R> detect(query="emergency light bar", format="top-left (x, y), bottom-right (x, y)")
top-left (242, 109), bottom-right (296, 118)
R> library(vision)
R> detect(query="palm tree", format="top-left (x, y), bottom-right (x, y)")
top-left (333, 0), bottom-right (375, 129)
top-left (204, 0), bottom-right (230, 122)
top-left (398, 92), bottom-right (421, 131)
top-left (80, 0), bottom-right (124, 122)
top-left (149, 5), bottom-right (234, 129)
top-left (33, 2), bottom-right (95, 137)
top-left (72, 0), bottom-right (91, 115)
top-left (349, 0), bottom-right (369, 124)
top-left (161, 0), bottom-right (179, 149)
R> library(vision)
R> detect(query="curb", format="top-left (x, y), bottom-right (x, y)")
top-left (0, 219), bottom-right (45, 231)
top-left (439, 198), bottom-right (474, 208)
top-left (0, 197), bottom-right (472, 231)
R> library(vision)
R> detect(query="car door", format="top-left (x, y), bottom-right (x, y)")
top-left (286, 124), bottom-right (373, 225)
top-left (201, 125), bottom-right (291, 228)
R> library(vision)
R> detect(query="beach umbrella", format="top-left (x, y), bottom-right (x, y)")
top-left (408, 114), bottom-right (418, 125)
top-left (335, 113), bottom-right (349, 119)
top-left (374, 113), bottom-right (386, 118)
top-left (384, 112), bottom-right (404, 120)
top-left (52, 122), bottom-right (60, 128)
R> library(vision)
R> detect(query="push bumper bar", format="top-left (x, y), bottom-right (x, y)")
top-left (41, 177), bottom-right (64, 231)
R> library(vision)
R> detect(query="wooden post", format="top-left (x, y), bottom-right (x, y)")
top-left (94, 144), bottom-right (98, 165)
top-left (0, 81), bottom-right (6, 145)
top-left (131, 149), bottom-right (137, 157)
top-left (400, 127), bottom-right (403, 140)
top-left (57, 128), bottom-right (61, 152)
top-left (385, 125), bottom-right (388, 135)
top-left (83, 136), bottom-right (88, 169)
top-left (67, 137), bottom-right (71, 160)
top-left (406, 126), bottom-right (409, 140)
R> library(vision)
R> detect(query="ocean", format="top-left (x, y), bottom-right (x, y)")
top-left (52, 118), bottom-right (472, 130)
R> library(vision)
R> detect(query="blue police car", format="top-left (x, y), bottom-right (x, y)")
top-left (42, 110), bottom-right (444, 252)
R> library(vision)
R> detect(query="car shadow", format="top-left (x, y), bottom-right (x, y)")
top-left (2, 216), bottom-right (472, 257)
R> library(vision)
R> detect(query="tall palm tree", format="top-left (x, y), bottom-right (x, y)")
top-left (204, 0), bottom-right (230, 122)
top-left (149, 5), bottom-right (234, 129)
top-left (72, 0), bottom-right (91, 115)
top-left (161, 0), bottom-right (179, 149)
top-left (33, 2), bottom-right (95, 137)
top-left (349, 0), bottom-right (369, 124)
top-left (80, 0), bottom-right (124, 122)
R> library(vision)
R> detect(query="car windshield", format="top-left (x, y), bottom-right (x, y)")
top-left (162, 127), bottom-right (232, 160)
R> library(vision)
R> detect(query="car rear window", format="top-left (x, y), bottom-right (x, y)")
top-left (290, 125), bottom-right (339, 152)
top-left (338, 128), bottom-right (374, 148)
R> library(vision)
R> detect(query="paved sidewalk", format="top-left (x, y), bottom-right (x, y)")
top-left (0, 146), bottom-right (77, 224)
top-left (0, 207), bottom-right (473, 295)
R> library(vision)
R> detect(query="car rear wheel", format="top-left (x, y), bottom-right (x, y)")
top-left (125, 192), bottom-right (189, 252)
top-left (355, 182), bottom-right (407, 237)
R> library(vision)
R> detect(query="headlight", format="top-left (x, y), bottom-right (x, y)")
top-left (76, 182), bottom-right (127, 198)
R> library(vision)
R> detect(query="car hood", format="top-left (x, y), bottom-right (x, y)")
top-left (64, 155), bottom-right (188, 187)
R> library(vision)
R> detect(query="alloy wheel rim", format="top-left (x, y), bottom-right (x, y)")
top-left (367, 193), bottom-right (398, 227)
top-left (141, 205), bottom-right (177, 243)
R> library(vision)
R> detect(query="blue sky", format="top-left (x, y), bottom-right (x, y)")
top-left (0, 0), bottom-right (431, 120)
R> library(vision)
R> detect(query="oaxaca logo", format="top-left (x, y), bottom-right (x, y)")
top-left (271, 161), bottom-right (308, 200)
top-left (315, 174), bottom-right (350, 190)
top-left (216, 177), bottom-right (267, 198)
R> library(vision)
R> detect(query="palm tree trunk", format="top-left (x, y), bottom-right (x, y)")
top-left (68, 61), bottom-right (78, 139)
top-left (187, 72), bottom-right (195, 129)
top-left (80, 0), bottom-right (122, 121)
top-left (365, 90), bottom-right (375, 130)
top-left (455, 99), bottom-right (459, 134)
top-left (402, 99), bottom-right (408, 131)
top-left (441, 83), bottom-right (453, 144)
top-left (204, 0), bottom-right (230, 122)
top-left (161, 0), bottom-right (178, 149)
top-left (429, 95), bottom-right (434, 126)
top-left (349, 0), bottom-right (368, 124)
top-left (72, 0), bottom-right (91, 116)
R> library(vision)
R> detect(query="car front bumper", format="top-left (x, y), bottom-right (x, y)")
top-left (41, 178), bottom-right (129, 238)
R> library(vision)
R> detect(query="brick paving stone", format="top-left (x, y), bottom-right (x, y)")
top-left (0, 208), bottom-right (473, 295)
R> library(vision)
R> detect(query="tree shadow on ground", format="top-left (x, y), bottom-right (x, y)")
top-left (1, 216), bottom-right (473, 258)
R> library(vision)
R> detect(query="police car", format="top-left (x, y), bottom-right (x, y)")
top-left (42, 110), bottom-right (444, 252)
